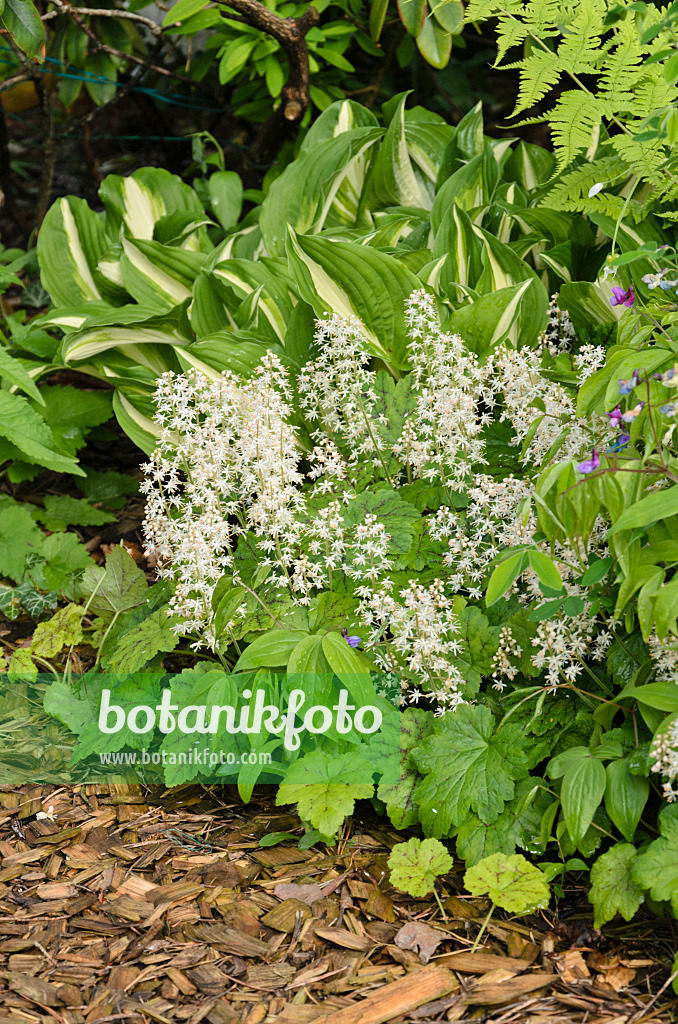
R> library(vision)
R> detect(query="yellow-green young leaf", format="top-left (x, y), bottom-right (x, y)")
top-left (163, 0), bottom-right (208, 25)
top-left (528, 550), bottom-right (563, 592)
top-left (388, 836), bottom-right (453, 897)
top-left (464, 852), bottom-right (550, 914)
top-left (31, 604), bottom-right (86, 659)
top-left (608, 484), bottom-right (678, 535)
top-left (8, 647), bottom-right (37, 683)
top-left (589, 844), bottom-right (644, 929)
top-left (276, 751), bottom-right (375, 835)
top-left (485, 551), bottom-right (528, 606)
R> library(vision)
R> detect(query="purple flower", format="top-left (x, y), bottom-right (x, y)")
top-left (611, 286), bottom-right (635, 307)
top-left (607, 433), bottom-right (630, 453)
top-left (661, 403), bottom-right (677, 416)
top-left (618, 369), bottom-right (641, 394)
top-left (342, 628), bottom-right (361, 648)
top-left (621, 401), bottom-right (644, 422)
top-left (607, 406), bottom-right (623, 427)
top-left (577, 449), bottom-right (600, 474)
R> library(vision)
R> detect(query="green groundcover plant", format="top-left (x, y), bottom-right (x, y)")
top-left (7, 0), bottom-right (678, 955)
top-left (12, 267), bottom-right (678, 963)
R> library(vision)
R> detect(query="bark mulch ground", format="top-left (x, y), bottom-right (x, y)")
top-left (0, 785), bottom-right (673, 1024)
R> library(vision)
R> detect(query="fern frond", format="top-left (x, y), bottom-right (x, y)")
top-left (525, 0), bottom-right (578, 37)
top-left (539, 155), bottom-right (634, 216)
top-left (647, 174), bottom-right (678, 210)
top-left (495, 18), bottom-right (530, 66)
top-left (548, 91), bottom-right (604, 173)
top-left (599, 18), bottom-right (645, 102)
top-left (463, 0), bottom-right (522, 23)
top-left (610, 133), bottom-right (668, 185)
top-left (626, 76), bottom-right (677, 121)
top-left (508, 50), bottom-right (563, 116)
top-left (556, 1), bottom-right (607, 75)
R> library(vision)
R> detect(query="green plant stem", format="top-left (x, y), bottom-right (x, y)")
top-left (470, 904), bottom-right (494, 953)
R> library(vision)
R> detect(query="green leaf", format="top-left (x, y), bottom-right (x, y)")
top-left (286, 230), bottom-right (421, 370)
top-left (369, 0), bottom-right (389, 39)
top-left (560, 753), bottom-right (606, 846)
top-left (259, 831), bottom-right (297, 847)
top-left (0, 503), bottom-right (44, 583)
top-left (41, 532), bottom-right (92, 592)
top-left (8, 647), bottom-right (37, 683)
top-left (0, 347), bottom-right (42, 404)
top-left (208, 171), bottom-right (243, 232)
top-left (0, 392), bottom-right (83, 476)
top-left (321, 630), bottom-right (377, 702)
top-left (429, 0), bottom-right (463, 32)
top-left (276, 750), bottom-right (374, 835)
top-left (604, 759), bottom-right (648, 843)
top-left (105, 608), bottom-right (180, 672)
top-left (579, 557), bottom-right (614, 585)
top-left (609, 484), bottom-right (678, 536)
top-left (415, 14), bottom-right (452, 68)
top-left (163, 0), bottom-right (208, 25)
top-left (287, 634), bottom-right (332, 676)
top-left (31, 604), bottom-right (85, 659)
top-left (413, 704), bottom-right (528, 836)
top-left (79, 545), bottom-right (148, 621)
top-left (341, 489), bottom-right (420, 555)
top-left (528, 550), bottom-right (563, 592)
top-left (486, 551), bottom-right (528, 606)
top-left (631, 811), bottom-right (678, 909)
top-left (37, 496), bottom-right (114, 532)
top-left (448, 277), bottom-right (547, 352)
top-left (622, 682), bottom-right (678, 712)
top-left (388, 836), bottom-right (453, 897)
top-left (43, 677), bottom-right (94, 735)
top-left (1, 0), bottom-right (44, 60)
top-left (398, 0), bottom-right (427, 35)
top-left (589, 844), bottom-right (644, 929)
top-left (235, 630), bottom-right (310, 672)
top-left (464, 852), bottom-right (550, 914)
top-left (38, 198), bottom-right (107, 306)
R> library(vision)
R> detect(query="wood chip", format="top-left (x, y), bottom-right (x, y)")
top-left (320, 965), bottom-right (459, 1024)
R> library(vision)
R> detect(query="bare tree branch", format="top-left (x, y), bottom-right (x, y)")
top-left (49, 0), bottom-right (203, 87)
top-left (44, 2), bottom-right (163, 36)
top-left (211, 0), bottom-right (319, 169)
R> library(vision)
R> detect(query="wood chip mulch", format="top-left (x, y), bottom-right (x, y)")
top-left (0, 784), bottom-right (673, 1024)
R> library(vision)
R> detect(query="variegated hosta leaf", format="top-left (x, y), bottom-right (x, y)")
top-left (37, 198), bottom-right (108, 306)
top-left (369, 95), bottom-right (454, 211)
top-left (286, 228), bottom-right (421, 370)
top-left (208, 257), bottom-right (295, 342)
top-left (98, 167), bottom-right (204, 240)
top-left (259, 128), bottom-right (383, 255)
